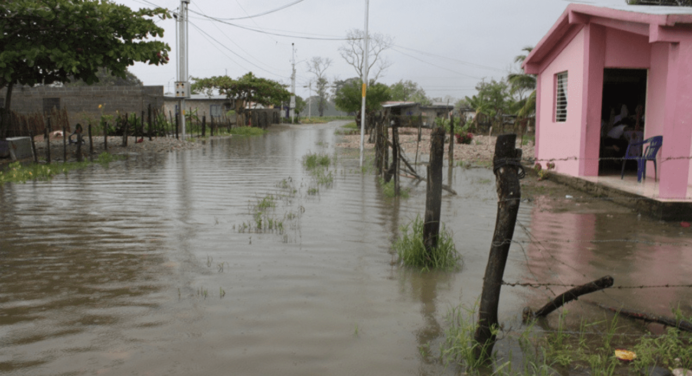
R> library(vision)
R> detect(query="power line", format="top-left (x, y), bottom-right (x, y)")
top-left (390, 47), bottom-right (482, 80)
top-left (207, 0), bottom-right (304, 20)
top-left (189, 21), bottom-right (285, 79)
top-left (188, 9), bottom-right (350, 41)
top-left (393, 44), bottom-right (507, 73)
top-left (190, 3), bottom-right (286, 77)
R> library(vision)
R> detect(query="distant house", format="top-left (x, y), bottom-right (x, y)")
top-left (524, 4), bottom-right (692, 199)
top-left (381, 101), bottom-right (454, 127)
top-left (163, 93), bottom-right (233, 122)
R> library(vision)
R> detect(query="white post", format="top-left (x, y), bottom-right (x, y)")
top-left (308, 82), bottom-right (312, 119)
top-left (359, 0), bottom-right (369, 168)
top-left (177, 0), bottom-right (190, 140)
top-left (290, 43), bottom-right (296, 124)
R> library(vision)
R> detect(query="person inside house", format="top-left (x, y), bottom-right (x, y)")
top-left (602, 117), bottom-right (634, 155)
top-left (68, 123), bottom-right (84, 145)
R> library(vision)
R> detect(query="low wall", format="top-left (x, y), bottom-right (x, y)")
top-left (1, 85), bottom-right (164, 130)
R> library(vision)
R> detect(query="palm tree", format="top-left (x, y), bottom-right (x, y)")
top-left (508, 46), bottom-right (536, 118)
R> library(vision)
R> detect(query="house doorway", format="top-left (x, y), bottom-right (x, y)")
top-left (598, 68), bottom-right (648, 176)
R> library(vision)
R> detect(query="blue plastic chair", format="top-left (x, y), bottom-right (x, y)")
top-left (621, 136), bottom-right (663, 182)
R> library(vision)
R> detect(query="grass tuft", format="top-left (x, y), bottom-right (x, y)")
top-left (303, 153), bottom-right (331, 170)
top-left (229, 126), bottom-right (266, 137)
top-left (394, 215), bottom-right (460, 270)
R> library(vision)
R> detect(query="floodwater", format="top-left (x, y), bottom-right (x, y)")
top-left (1, 121), bottom-right (691, 375)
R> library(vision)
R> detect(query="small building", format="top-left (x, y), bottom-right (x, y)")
top-left (381, 101), bottom-right (454, 127)
top-left (163, 94), bottom-right (234, 122)
top-left (524, 3), bottom-right (692, 200)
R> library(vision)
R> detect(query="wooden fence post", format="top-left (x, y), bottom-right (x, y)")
top-left (423, 126), bottom-right (445, 251)
top-left (141, 111), bottom-right (145, 141)
top-left (202, 115), bottom-right (206, 137)
top-left (88, 123), bottom-right (93, 155)
top-left (45, 118), bottom-right (51, 164)
top-left (62, 125), bottom-right (67, 162)
top-left (76, 132), bottom-right (83, 162)
top-left (122, 114), bottom-right (129, 147)
top-left (393, 120), bottom-right (400, 195)
top-left (473, 133), bottom-right (523, 362)
top-left (29, 130), bottom-right (38, 163)
top-left (175, 112), bottom-right (179, 140)
top-left (148, 104), bottom-right (153, 141)
top-left (104, 121), bottom-right (108, 151)
top-left (211, 116), bottom-right (215, 137)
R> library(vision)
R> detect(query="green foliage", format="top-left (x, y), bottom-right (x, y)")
top-left (191, 72), bottom-right (290, 111)
top-left (394, 215), bottom-right (459, 270)
top-left (632, 327), bottom-right (692, 371)
top-left (334, 79), bottom-right (391, 113)
top-left (441, 304), bottom-right (495, 371)
top-left (0, 153), bottom-right (123, 185)
top-left (295, 95), bottom-right (306, 116)
top-left (229, 126), bottom-right (265, 137)
top-left (378, 177), bottom-right (409, 198)
top-left (0, 0), bottom-right (170, 89)
top-left (389, 79), bottom-right (430, 104)
top-left (302, 153), bottom-right (331, 170)
top-left (65, 67), bottom-right (143, 87)
top-left (465, 79), bottom-right (511, 119)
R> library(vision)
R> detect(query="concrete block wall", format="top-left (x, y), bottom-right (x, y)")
top-left (0, 85), bottom-right (164, 129)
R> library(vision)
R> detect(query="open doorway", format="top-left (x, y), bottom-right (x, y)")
top-left (598, 68), bottom-right (648, 176)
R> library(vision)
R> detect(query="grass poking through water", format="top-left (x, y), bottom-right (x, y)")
top-left (229, 126), bottom-right (266, 137)
top-left (394, 215), bottom-right (459, 270)
top-left (0, 152), bottom-right (124, 185)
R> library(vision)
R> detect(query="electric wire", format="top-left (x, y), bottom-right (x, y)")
top-left (190, 3), bottom-right (287, 77)
top-left (393, 44), bottom-right (507, 73)
top-left (390, 47), bottom-right (482, 80)
top-left (209, 0), bottom-right (305, 21)
top-left (189, 21), bottom-right (285, 80)
top-left (188, 9), bottom-right (350, 41)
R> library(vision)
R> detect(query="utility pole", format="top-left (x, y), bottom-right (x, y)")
top-left (175, 0), bottom-right (190, 140)
top-left (360, 0), bottom-right (370, 167)
top-left (290, 43), bottom-right (296, 124)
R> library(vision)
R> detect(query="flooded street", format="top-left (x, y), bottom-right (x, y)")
top-left (2, 121), bottom-right (692, 375)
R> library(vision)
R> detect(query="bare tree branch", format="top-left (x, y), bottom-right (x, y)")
top-left (338, 29), bottom-right (393, 83)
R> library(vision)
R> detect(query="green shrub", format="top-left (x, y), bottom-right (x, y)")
top-left (394, 215), bottom-right (460, 270)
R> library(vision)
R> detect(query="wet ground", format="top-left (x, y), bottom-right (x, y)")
top-left (1, 121), bottom-right (691, 375)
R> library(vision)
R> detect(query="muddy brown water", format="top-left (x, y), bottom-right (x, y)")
top-left (1, 121), bottom-right (691, 375)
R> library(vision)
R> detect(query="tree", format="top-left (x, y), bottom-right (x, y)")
top-left (295, 95), bottom-right (306, 116)
top-left (334, 79), bottom-right (391, 114)
top-left (338, 29), bottom-right (393, 82)
top-left (0, 0), bottom-right (170, 138)
top-left (306, 57), bottom-right (332, 117)
top-left (64, 67), bottom-right (143, 87)
top-left (192, 72), bottom-right (290, 126)
top-left (508, 46), bottom-right (536, 117)
top-left (465, 79), bottom-right (511, 128)
top-left (389, 80), bottom-right (431, 104)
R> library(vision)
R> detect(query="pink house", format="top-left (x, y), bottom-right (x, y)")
top-left (524, 4), bottom-right (692, 200)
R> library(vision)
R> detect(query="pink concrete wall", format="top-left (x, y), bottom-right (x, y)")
top-left (659, 40), bottom-right (692, 198)
top-left (580, 24), bottom-right (606, 177)
top-left (536, 28), bottom-right (586, 176)
top-left (604, 28), bottom-right (651, 68)
top-left (645, 43), bottom-right (668, 180)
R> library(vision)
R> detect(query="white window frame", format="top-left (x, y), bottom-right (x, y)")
top-left (555, 72), bottom-right (568, 123)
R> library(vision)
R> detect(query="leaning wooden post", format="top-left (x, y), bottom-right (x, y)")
top-left (473, 134), bottom-right (523, 362)
top-left (141, 111), bottom-right (145, 141)
top-left (210, 116), bottom-right (215, 137)
top-left (122, 114), bottom-right (128, 147)
top-left (29, 130), bottom-right (38, 163)
top-left (88, 123), bottom-right (93, 155)
top-left (448, 114), bottom-right (455, 164)
top-left (423, 126), bottom-right (445, 252)
top-left (45, 120), bottom-right (51, 164)
top-left (148, 104), bottom-right (153, 141)
top-left (62, 125), bottom-right (67, 162)
top-left (415, 113), bottom-right (423, 166)
top-left (393, 120), bottom-right (401, 195)
top-left (76, 132), bottom-right (83, 162)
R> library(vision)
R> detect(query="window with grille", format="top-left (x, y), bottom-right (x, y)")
top-left (210, 105), bottom-right (222, 117)
top-left (555, 72), bottom-right (568, 122)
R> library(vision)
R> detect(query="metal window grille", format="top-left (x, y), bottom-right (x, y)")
top-left (210, 105), bottom-right (222, 117)
top-left (555, 72), bottom-right (568, 122)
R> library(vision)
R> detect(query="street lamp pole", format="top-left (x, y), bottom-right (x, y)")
top-left (359, 0), bottom-right (369, 168)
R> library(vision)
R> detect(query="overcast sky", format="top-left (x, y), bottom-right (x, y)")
top-left (119, 0), bottom-right (626, 102)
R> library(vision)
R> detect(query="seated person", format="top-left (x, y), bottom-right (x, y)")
top-left (602, 118), bottom-right (634, 155)
top-left (68, 123), bottom-right (84, 145)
